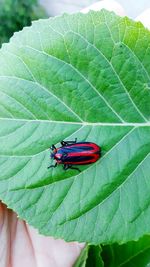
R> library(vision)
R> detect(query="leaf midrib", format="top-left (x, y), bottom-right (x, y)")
top-left (0, 117), bottom-right (149, 127)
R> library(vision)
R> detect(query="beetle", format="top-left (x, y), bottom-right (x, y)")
top-left (48, 138), bottom-right (101, 172)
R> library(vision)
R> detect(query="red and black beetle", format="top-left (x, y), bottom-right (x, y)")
top-left (48, 138), bottom-right (101, 172)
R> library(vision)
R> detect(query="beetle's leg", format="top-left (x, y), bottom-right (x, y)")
top-left (50, 144), bottom-right (56, 151)
top-left (63, 164), bottom-right (81, 172)
top-left (61, 138), bottom-right (77, 146)
top-left (47, 162), bottom-right (57, 169)
top-left (61, 141), bottom-right (66, 146)
top-left (69, 165), bottom-right (81, 172)
top-left (63, 164), bottom-right (69, 170)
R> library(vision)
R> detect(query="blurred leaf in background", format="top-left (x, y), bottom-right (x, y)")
top-left (0, 0), bottom-right (47, 47)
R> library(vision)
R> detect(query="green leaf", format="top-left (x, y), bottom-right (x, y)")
top-left (73, 245), bottom-right (89, 267)
top-left (86, 245), bottom-right (104, 267)
top-left (102, 235), bottom-right (150, 267)
top-left (0, 10), bottom-right (150, 244)
top-left (74, 245), bottom-right (104, 267)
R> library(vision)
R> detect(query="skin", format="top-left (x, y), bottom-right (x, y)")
top-left (0, 1), bottom-right (149, 266)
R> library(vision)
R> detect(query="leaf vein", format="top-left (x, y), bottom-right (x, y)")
top-left (25, 44), bottom-right (124, 123)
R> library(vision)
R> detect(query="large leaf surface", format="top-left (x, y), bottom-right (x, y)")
top-left (0, 10), bottom-right (150, 244)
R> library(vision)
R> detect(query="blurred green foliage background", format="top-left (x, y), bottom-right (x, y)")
top-left (0, 0), bottom-right (47, 47)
